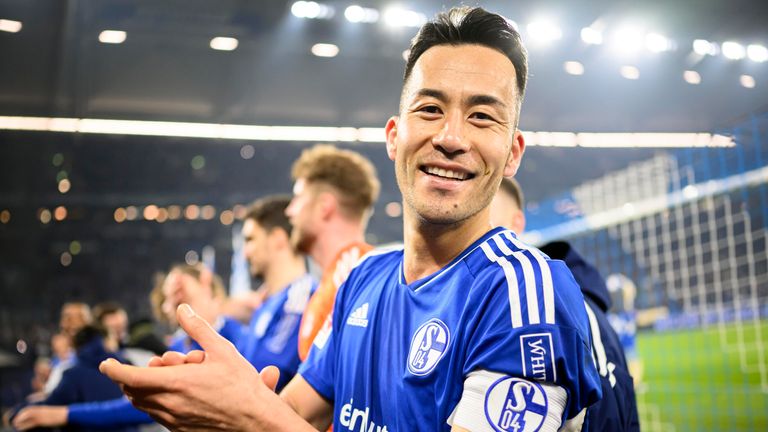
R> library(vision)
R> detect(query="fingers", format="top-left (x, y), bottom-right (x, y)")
top-left (160, 351), bottom-right (188, 366)
top-left (11, 409), bottom-right (31, 430)
top-left (175, 304), bottom-right (236, 355)
top-left (185, 350), bottom-right (206, 364)
top-left (259, 365), bottom-right (281, 392)
top-left (149, 351), bottom-right (204, 367)
top-left (100, 358), bottom-right (172, 388)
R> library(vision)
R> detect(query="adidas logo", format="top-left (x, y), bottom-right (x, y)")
top-left (346, 303), bottom-right (369, 328)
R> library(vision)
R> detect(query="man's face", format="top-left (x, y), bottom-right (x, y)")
top-left (386, 44), bottom-right (525, 225)
top-left (50, 333), bottom-right (71, 358)
top-left (490, 189), bottom-right (526, 234)
top-left (285, 178), bottom-right (320, 254)
top-left (60, 305), bottom-right (89, 336)
top-left (101, 310), bottom-right (129, 341)
top-left (242, 218), bottom-right (270, 278)
top-left (161, 271), bottom-right (208, 324)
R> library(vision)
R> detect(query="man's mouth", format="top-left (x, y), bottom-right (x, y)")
top-left (420, 165), bottom-right (474, 181)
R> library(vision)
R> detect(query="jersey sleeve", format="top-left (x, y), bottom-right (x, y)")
top-left (67, 397), bottom-right (154, 427)
top-left (460, 259), bottom-right (602, 424)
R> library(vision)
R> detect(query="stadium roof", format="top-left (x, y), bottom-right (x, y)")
top-left (1, 0), bottom-right (766, 133)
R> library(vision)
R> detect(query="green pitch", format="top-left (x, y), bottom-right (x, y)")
top-left (636, 319), bottom-right (768, 431)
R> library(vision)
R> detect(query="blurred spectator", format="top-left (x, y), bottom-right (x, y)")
top-left (607, 273), bottom-right (643, 385)
top-left (43, 303), bottom-right (93, 395)
top-left (93, 302), bottom-right (164, 367)
top-left (58, 303), bottom-right (92, 338)
top-left (92, 302), bottom-right (128, 352)
top-left (10, 325), bottom-right (138, 432)
top-left (150, 264), bottom-right (242, 352)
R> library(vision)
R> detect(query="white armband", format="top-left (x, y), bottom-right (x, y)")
top-left (447, 370), bottom-right (578, 432)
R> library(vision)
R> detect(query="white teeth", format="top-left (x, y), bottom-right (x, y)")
top-left (425, 166), bottom-right (468, 180)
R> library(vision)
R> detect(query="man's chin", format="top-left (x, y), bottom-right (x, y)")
top-left (414, 208), bottom-right (471, 226)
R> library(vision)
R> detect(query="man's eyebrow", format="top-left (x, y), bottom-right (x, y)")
top-left (415, 88), bottom-right (448, 101)
top-left (466, 94), bottom-right (508, 111)
top-left (415, 88), bottom-right (508, 111)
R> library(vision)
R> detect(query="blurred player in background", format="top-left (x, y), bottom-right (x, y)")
top-left (285, 144), bottom-right (379, 361)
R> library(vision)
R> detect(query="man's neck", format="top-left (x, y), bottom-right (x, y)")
top-left (401, 208), bottom-right (493, 284)
top-left (262, 252), bottom-right (307, 297)
top-left (309, 220), bottom-right (366, 270)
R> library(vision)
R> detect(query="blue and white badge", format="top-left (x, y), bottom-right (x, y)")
top-left (520, 333), bottom-right (556, 382)
top-left (407, 318), bottom-right (450, 376)
top-left (484, 377), bottom-right (548, 432)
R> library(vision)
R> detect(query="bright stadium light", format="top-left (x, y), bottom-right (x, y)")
top-left (344, 5), bottom-right (379, 23)
top-left (291, 1), bottom-right (334, 19)
top-left (564, 61), bottom-right (584, 75)
top-left (747, 44), bottom-right (768, 62)
top-left (210, 37), bottom-right (238, 51)
top-left (620, 65), bottom-right (640, 80)
top-left (683, 70), bottom-right (701, 85)
top-left (526, 20), bottom-right (562, 43)
top-left (613, 27), bottom-right (644, 54)
top-left (692, 39), bottom-right (717, 56)
top-left (740, 75), bottom-right (756, 89)
top-left (383, 7), bottom-right (426, 28)
top-left (646, 32), bottom-right (673, 52)
top-left (721, 41), bottom-right (745, 60)
top-left (580, 27), bottom-right (603, 45)
top-left (98, 30), bottom-right (126, 44)
top-left (344, 5), bottom-right (364, 22)
top-left (311, 43), bottom-right (339, 58)
top-left (0, 19), bottom-right (22, 33)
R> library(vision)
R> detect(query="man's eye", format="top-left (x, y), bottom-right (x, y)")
top-left (421, 106), bottom-right (441, 114)
top-left (471, 112), bottom-right (493, 121)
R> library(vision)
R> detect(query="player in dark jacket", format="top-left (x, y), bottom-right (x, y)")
top-left (492, 177), bottom-right (640, 431)
top-left (540, 241), bottom-right (640, 431)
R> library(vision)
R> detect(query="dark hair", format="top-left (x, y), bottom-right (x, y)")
top-left (403, 7), bottom-right (528, 118)
top-left (73, 325), bottom-right (106, 350)
top-left (499, 177), bottom-right (525, 210)
top-left (245, 195), bottom-right (293, 235)
top-left (92, 301), bottom-right (125, 323)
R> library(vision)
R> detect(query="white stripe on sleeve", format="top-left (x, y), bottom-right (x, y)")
top-left (480, 242), bottom-right (524, 328)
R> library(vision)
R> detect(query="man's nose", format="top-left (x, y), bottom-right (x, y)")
top-left (432, 111), bottom-right (469, 154)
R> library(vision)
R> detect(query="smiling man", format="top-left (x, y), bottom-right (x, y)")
top-left (100, 7), bottom-right (601, 431)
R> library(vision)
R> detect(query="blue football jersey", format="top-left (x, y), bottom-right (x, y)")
top-left (300, 227), bottom-right (601, 432)
top-left (238, 274), bottom-right (317, 391)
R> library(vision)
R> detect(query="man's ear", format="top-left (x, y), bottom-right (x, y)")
top-left (316, 190), bottom-right (338, 221)
top-left (267, 227), bottom-right (290, 250)
top-left (385, 116), bottom-right (399, 162)
top-left (504, 130), bottom-right (526, 177)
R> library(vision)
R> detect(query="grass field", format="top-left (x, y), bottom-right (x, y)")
top-left (636, 320), bottom-right (768, 431)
